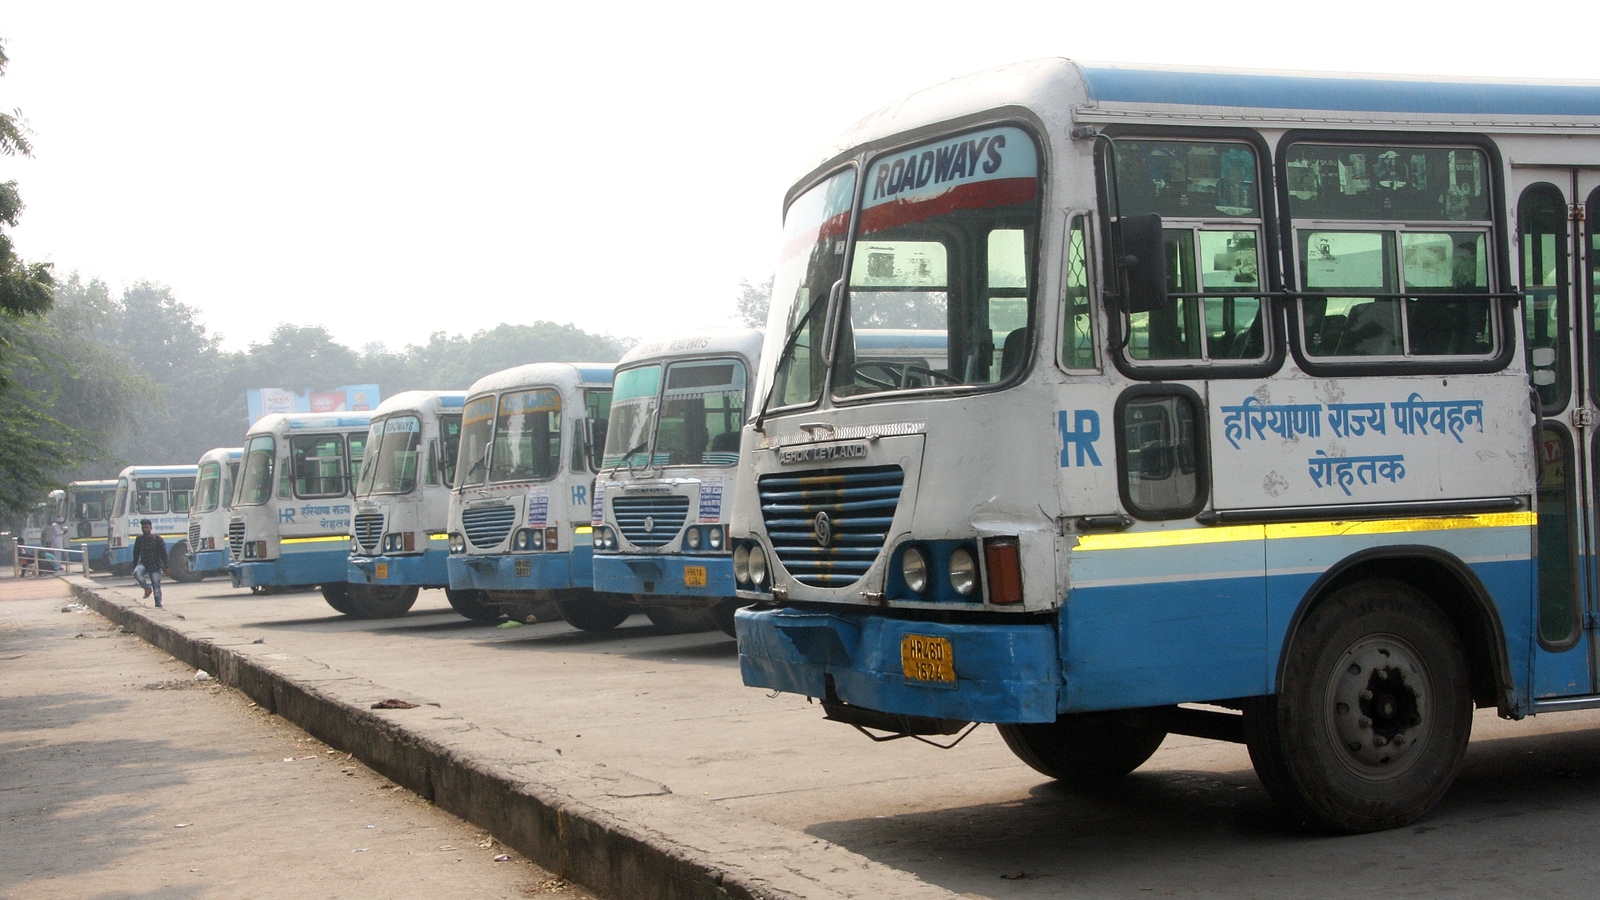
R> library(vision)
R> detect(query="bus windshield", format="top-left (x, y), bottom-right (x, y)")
top-left (457, 396), bottom-right (495, 487)
top-left (489, 388), bottom-right (561, 483)
top-left (763, 168), bottom-right (857, 412)
top-left (603, 366), bottom-right (660, 469)
top-left (658, 360), bottom-right (746, 466)
top-left (361, 415), bottom-right (423, 496)
top-left (196, 463), bottom-right (224, 513)
top-left (237, 436), bottom-right (276, 506)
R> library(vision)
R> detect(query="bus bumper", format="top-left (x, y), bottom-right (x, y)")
top-left (735, 605), bottom-right (1061, 724)
top-left (446, 553), bottom-right (578, 592)
top-left (230, 550), bottom-right (347, 588)
top-left (189, 548), bottom-right (230, 575)
top-left (347, 550), bottom-right (448, 588)
top-left (593, 554), bottom-right (734, 602)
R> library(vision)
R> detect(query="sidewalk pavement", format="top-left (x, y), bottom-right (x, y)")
top-left (55, 575), bottom-right (958, 900)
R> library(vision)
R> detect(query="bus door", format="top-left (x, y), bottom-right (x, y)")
top-left (1514, 165), bottom-right (1600, 696)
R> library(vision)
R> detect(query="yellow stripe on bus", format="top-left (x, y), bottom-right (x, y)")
top-left (1074, 512), bottom-right (1535, 553)
top-left (281, 535), bottom-right (351, 545)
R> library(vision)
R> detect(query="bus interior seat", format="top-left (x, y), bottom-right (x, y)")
top-left (1335, 302), bottom-right (1401, 356)
top-left (1313, 313), bottom-right (1347, 354)
top-left (1000, 327), bottom-right (1029, 378)
top-left (709, 431), bottom-right (739, 453)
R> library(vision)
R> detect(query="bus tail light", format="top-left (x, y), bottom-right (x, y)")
top-left (545, 527), bottom-right (559, 551)
top-left (984, 537), bottom-right (1023, 605)
top-left (403, 531), bottom-right (416, 552)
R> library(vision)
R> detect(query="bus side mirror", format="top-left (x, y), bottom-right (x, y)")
top-left (1118, 213), bottom-right (1169, 314)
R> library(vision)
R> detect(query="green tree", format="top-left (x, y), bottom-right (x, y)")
top-left (735, 276), bottom-right (773, 329)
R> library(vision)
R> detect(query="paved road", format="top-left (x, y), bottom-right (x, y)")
top-left (0, 573), bottom-right (595, 900)
top-left (67, 573), bottom-right (1600, 897)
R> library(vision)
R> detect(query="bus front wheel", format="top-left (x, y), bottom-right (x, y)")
top-left (445, 588), bottom-right (502, 623)
top-left (345, 584), bottom-right (419, 619)
top-left (319, 583), bottom-right (358, 615)
top-left (168, 543), bottom-right (203, 583)
top-left (997, 713), bottom-right (1166, 784)
top-left (644, 605), bottom-right (716, 634)
top-left (1243, 579), bottom-right (1471, 833)
top-left (556, 595), bottom-right (630, 631)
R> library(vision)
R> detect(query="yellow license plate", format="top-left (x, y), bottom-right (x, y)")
top-left (375, 562), bottom-right (388, 580)
top-left (901, 634), bottom-right (955, 683)
top-left (684, 565), bottom-right (708, 588)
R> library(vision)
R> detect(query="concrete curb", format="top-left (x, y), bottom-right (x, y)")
top-left (67, 579), bottom-right (959, 900)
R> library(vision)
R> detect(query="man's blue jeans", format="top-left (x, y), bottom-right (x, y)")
top-left (133, 563), bottom-right (163, 604)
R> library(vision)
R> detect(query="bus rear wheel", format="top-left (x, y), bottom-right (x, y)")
top-left (710, 599), bottom-right (744, 638)
top-left (997, 713), bottom-right (1166, 784)
top-left (1243, 579), bottom-right (1471, 833)
top-left (644, 605), bottom-right (716, 634)
top-left (556, 596), bottom-right (630, 631)
top-left (345, 584), bottom-right (420, 619)
top-left (445, 588), bottom-right (502, 623)
top-left (319, 583), bottom-right (358, 615)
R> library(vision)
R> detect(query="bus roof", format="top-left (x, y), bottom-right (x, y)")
top-left (67, 479), bottom-right (118, 490)
top-left (114, 464), bottom-right (199, 478)
top-left (367, 390), bottom-right (468, 418)
top-left (247, 411), bottom-right (373, 435)
top-left (197, 447), bottom-right (243, 463)
top-left (617, 328), bottom-right (764, 369)
top-left (466, 362), bottom-right (617, 398)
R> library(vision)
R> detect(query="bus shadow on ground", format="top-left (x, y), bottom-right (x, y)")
top-left (475, 622), bottom-right (738, 662)
top-left (805, 726), bottom-right (1600, 898)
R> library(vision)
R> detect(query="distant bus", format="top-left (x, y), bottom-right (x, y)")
top-left (445, 363), bottom-right (614, 623)
top-left (228, 412), bottom-right (370, 612)
top-left (345, 390), bottom-right (466, 618)
top-left (58, 480), bottom-right (116, 571)
top-left (186, 447), bottom-right (243, 579)
top-left (106, 465), bottom-right (197, 576)
top-left (590, 329), bottom-right (763, 634)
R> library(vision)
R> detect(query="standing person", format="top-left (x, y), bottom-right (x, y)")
top-left (131, 518), bottom-right (169, 607)
top-left (45, 517), bottom-right (68, 574)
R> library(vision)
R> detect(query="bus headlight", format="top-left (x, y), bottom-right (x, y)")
top-left (707, 526), bottom-right (724, 550)
top-left (901, 545), bottom-right (930, 594)
top-left (949, 546), bottom-right (978, 597)
top-left (449, 532), bottom-right (465, 554)
top-left (733, 544), bottom-right (749, 582)
top-left (747, 543), bottom-right (768, 588)
top-left (351, 537), bottom-right (361, 554)
top-left (513, 528), bottom-right (544, 551)
top-left (685, 527), bottom-right (702, 551)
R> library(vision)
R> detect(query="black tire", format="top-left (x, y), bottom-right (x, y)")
top-left (1243, 579), bottom-right (1472, 833)
top-left (319, 583), bottom-right (358, 615)
top-left (111, 562), bottom-right (133, 577)
top-left (644, 606), bottom-right (716, 634)
top-left (445, 588), bottom-right (503, 623)
top-left (169, 542), bottom-right (203, 583)
top-left (710, 599), bottom-right (743, 638)
top-left (555, 595), bottom-right (631, 632)
top-left (997, 713), bottom-right (1167, 784)
top-left (344, 584), bottom-right (420, 619)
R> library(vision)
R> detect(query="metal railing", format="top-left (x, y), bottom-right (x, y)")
top-left (10, 542), bottom-right (89, 578)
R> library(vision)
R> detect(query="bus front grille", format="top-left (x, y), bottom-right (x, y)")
top-left (757, 465), bottom-right (904, 588)
top-left (461, 504), bottom-right (516, 549)
top-left (353, 514), bottom-right (384, 553)
top-left (613, 495), bottom-right (690, 548)
top-left (188, 521), bottom-right (200, 553)
top-left (228, 521), bottom-right (245, 561)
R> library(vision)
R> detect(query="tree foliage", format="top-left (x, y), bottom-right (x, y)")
top-left (735, 276), bottom-right (773, 329)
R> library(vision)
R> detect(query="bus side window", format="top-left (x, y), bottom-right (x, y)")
top-left (1061, 214), bottom-right (1095, 369)
top-left (1116, 389), bottom-right (1207, 520)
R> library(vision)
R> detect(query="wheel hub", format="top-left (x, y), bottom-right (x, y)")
top-left (1328, 638), bottom-right (1429, 772)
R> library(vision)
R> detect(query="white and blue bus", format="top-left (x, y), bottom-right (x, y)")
top-left (185, 447), bottom-right (242, 579)
top-left (50, 480), bottom-right (115, 571)
top-left (229, 412), bottom-right (370, 612)
top-left (730, 59), bottom-right (1600, 833)
top-left (106, 465), bottom-right (197, 576)
top-left (445, 363), bottom-right (614, 623)
top-left (590, 329), bottom-right (763, 634)
top-left (345, 390), bottom-right (466, 618)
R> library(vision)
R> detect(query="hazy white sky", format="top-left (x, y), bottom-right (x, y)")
top-left (4, 2), bottom-right (1597, 352)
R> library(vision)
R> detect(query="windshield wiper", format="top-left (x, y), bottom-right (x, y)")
top-left (608, 441), bottom-right (648, 478)
top-left (463, 445), bottom-right (489, 480)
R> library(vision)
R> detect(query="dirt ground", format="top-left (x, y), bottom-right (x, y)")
top-left (0, 572), bottom-right (600, 900)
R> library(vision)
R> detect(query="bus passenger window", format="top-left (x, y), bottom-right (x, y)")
top-left (1061, 215), bottom-right (1095, 369)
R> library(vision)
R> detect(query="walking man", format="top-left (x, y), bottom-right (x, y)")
top-left (131, 518), bottom-right (169, 607)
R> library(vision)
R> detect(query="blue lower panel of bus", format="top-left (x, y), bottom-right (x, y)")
top-left (347, 548), bottom-right (449, 588)
top-left (108, 535), bottom-right (183, 569)
top-left (231, 543), bottom-right (348, 588)
top-left (188, 548), bottom-right (230, 575)
top-left (593, 554), bottom-right (735, 600)
top-left (71, 540), bottom-right (107, 564)
top-left (736, 605), bottom-right (1061, 724)
top-left (447, 552), bottom-right (579, 592)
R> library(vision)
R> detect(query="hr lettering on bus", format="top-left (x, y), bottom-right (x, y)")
top-left (279, 508), bottom-right (296, 524)
top-left (872, 135), bottom-right (1006, 200)
top-left (571, 484), bottom-right (587, 507)
top-left (1057, 410), bottom-right (1102, 467)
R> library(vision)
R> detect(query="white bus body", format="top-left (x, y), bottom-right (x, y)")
top-left (228, 412), bottom-right (370, 611)
top-left (589, 328), bottom-right (763, 634)
top-left (62, 479), bottom-right (116, 571)
top-left (729, 58), bottom-right (1600, 832)
top-left (185, 447), bottom-right (242, 579)
top-left (344, 390), bottom-right (466, 618)
top-left (445, 363), bottom-right (614, 623)
top-left (107, 465), bottom-right (198, 575)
